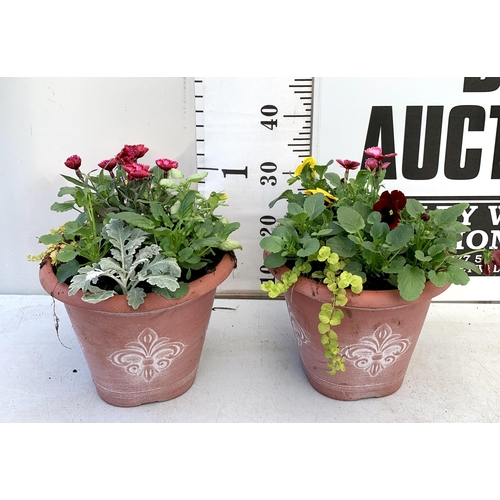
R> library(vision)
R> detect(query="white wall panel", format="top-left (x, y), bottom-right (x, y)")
top-left (0, 77), bottom-right (195, 294)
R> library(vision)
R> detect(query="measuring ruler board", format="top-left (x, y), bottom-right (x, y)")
top-left (195, 77), bottom-right (314, 295)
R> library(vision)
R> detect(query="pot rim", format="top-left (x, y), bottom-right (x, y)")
top-left (265, 256), bottom-right (450, 308)
top-left (39, 252), bottom-right (237, 313)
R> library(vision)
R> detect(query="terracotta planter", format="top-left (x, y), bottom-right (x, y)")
top-left (40, 253), bottom-right (236, 407)
top-left (268, 262), bottom-right (449, 401)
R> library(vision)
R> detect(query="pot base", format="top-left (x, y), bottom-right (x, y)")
top-left (93, 368), bottom-right (197, 407)
top-left (268, 258), bottom-right (450, 402)
top-left (302, 364), bottom-right (405, 401)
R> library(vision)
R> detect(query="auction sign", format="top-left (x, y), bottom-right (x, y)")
top-left (315, 77), bottom-right (500, 301)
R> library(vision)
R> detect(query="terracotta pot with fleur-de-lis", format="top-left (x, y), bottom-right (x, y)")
top-left (39, 253), bottom-right (236, 407)
top-left (268, 262), bottom-right (449, 401)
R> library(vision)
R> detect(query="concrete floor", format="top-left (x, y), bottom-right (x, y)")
top-left (1, 294), bottom-right (500, 423)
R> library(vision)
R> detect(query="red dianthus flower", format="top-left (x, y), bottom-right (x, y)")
top-left (98, 158), bottom-right (118, 171)
top-left (156, 158), bottom-right (179, 172)
top-left (123, 162), bottom-right (150, 180)
top-left (336, 159), bottom-right (360, 170)
top-left (64, 155), bottom-right (82, 170)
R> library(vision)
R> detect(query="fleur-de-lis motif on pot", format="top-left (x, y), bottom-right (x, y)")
top-left (341, 323), bottom-right (410, 377)
top-left (109, 328), bottom-right (186, 381)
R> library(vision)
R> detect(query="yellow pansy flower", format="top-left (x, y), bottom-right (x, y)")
top-left (294, 157), bottom-right (317, 176)
top-left (304, 187), bottom-right (338, 206)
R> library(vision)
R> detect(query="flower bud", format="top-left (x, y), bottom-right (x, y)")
top-left (481, 260), bottom-right (495, 276)
top-left (64, 155), bottom-right (82, 170)
top-left (492, 249), bottom-right (500, 269)
top-left (98, 158), bottom-right (118, 171)
top-left (365, 158), bottom-right (379, 171)
top-left (156, 158), bottom-right (179, 172)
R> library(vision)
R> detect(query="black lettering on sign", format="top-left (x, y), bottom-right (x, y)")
top-left (490, 106), bottom-right (500, 179)
top-left (222, 166), bottom-right (248, 178)
top-left (260, 162), bottom-right (277, 186)
top-left (259, 215), bottom-right (276, 236)
top-left (261, 104), bottom-right (278, 130)
top-left (444, 105), bottom-right (485, 180)
top-left (259, 214), bottom-right (277, 283)
top-left (365, 104), bottom-right (500, 180)
top-left (402, 106), bottom-right (444, 180)
top-left (463, 77), bottom-right (500, 92)
top-left (258, 103), bottom-right (279, 285)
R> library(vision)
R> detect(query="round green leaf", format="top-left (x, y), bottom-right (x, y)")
top-left (260, 236), bottom-right (285, 253)
top-left (263, 252), bottom-right (286, 269)
top-left (397, 265), bottom-right (426, 301)
top-left (337, 206), bottom-right (365, 233)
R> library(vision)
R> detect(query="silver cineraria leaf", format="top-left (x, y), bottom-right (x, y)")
top-left (68, 219), bottom-right (182, 305)
top-left (68, 266), bottom-right (97, 295)
top-left (68, 273), bottom-right (90, 295)
top-left (131, 245), bottom-right (162, 275)
top-left (86, 269), bottom-right (106, 283)
top-left (145, 275), bottom-right (181, 291)
top-left (126, 287), bottom-right (147, 309)
top-left (103, 219), bottom-right (148, 270)
top-left (137, 255), bottom-right (181, 281)
top-left (81, 289), bottom-right (116, 304)
top-left (135, 244), bottom-right (161, 262)
top-left (103, 218), bottom-right (132, 246)
top-left (98, 257), bottom-right (123, 273)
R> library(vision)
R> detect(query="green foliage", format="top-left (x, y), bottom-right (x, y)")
top-left (260, 152), bottom-right (482, 376)
top-left (31, 144), bottom-right (241, 306)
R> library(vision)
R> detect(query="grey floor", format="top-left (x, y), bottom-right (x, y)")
top-left (1, 294), bottom-right (500, 423)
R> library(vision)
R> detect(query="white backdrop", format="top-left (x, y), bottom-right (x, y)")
top-left (0, 77), bottom-right (196, 294)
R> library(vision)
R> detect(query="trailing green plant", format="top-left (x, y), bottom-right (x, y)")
top-left (260, 147), bottom-right (497, 374)
top-left (262, 245), bottom-right (362, 374)
top-left (29, 144), bottom-right (241, 309)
